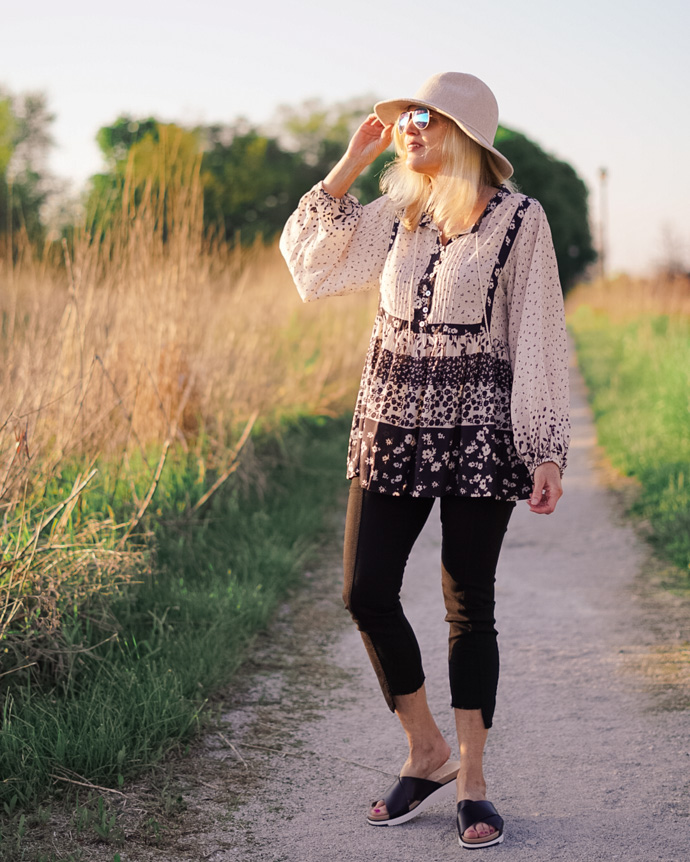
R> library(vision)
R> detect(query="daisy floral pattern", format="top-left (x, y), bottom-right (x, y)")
top-left (280, 183), bottom-right (570, 500)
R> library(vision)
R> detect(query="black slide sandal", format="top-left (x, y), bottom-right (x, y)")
top-left (457, 799), bottom-right (505, 849)
top-left (367, 773), bottom-right (458, 826)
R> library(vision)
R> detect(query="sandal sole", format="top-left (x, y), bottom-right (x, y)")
top-left (459, 832), bottom-right (504, 849)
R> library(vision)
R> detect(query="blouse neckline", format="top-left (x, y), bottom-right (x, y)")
top-left (421, 185), bottom-right (510, 244)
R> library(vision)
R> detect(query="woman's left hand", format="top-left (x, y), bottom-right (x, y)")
top-left (528, 462), bottom-right (563, 514)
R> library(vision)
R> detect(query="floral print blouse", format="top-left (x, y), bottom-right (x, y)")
top-left (280, 183), bottom-right (570, 500)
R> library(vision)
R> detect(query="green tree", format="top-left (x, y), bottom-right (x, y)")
top-left (496, 127), bottom-right (596, 289)
top-left (87, 101), bottom-right (390, 247)
top-left (272, 97), bottom-right (387, 206)
top-left (201, 98), bottom-right (382, 244)
top-left (96, 115), bottom-right (160, 167)
top-left (201, 123), bottom-right (327, 244)
top-left (0, 88), bottom-right (54, 249)
top-left (86, 115), bottom-right (160, 231)
top-left (86, 118), bottom-right (201, 239)
top-left (273, 96), bottom-right (373, 167)
top-left (0, 98), bottom-right (15, 176)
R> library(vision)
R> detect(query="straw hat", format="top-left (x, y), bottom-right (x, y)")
top-left (374, 72), bottom-right (513, 179)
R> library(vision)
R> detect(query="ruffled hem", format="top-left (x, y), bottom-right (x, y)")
top-left (347, 418), bottom-right (532, 500)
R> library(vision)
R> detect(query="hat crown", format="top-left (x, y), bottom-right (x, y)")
top-left (413, 72), bottom-right (499, 145)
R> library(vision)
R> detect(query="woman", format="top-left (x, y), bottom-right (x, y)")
top-left (280, 72), bottom-right (569, 849)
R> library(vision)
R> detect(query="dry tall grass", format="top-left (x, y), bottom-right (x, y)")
top-left (566, 272), bottom-right (690, 320)
top-left (0, 141), bottom-right (377, 655)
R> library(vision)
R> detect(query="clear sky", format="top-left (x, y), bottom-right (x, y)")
top-left (3, 0), bottom-right (689, 274)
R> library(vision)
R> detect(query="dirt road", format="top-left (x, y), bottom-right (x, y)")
top-left (115, 354), bottom-right (689, 861)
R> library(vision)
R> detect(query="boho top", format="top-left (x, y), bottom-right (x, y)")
top-left (280, 182), bottom-right (570, 500)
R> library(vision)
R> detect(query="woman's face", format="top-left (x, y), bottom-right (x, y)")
top-left (398, 105), bottom-right (449, 178)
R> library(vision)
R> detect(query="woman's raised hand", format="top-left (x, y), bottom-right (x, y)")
top-left (322, 114), bottom-right (394, 199)
top-left (345, 114), bottom-right (394, 166)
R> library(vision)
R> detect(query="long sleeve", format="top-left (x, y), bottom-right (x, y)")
top-left (279, 183), bottom-right (397, 302)
top-left (507, 201), bottom-right (570, 477)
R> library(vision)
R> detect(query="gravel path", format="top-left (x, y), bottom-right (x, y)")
top-left (209, 352), bottom-right (689, 862)
top-left (127, 353), bottom-right (688, 862)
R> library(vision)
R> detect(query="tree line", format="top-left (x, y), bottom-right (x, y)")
top-left (0, 88), bottom-right (54, 247)
top-left (0, 87), bottom-right (596, 288)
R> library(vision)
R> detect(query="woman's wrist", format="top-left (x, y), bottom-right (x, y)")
top-left (533, 460), bottom-right (564, 479)
top-left (322, 155), bottom-right (370, 199)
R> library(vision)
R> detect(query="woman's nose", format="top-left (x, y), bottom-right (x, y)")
top-left (403, 116), bottom-right (419, 134)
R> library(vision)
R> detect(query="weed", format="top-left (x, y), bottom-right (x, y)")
top-left (91, 797), bottom-right (122, 844)
top-left (70, 794), bottom-right (124, 846)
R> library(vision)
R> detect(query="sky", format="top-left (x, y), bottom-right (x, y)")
top-left (3, 0), bottom-right (689, 275)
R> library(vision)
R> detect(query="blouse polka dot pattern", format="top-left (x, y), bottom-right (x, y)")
top-left (280, 183), bottom-right (570, 500)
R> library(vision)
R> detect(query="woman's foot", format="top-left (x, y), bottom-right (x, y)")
top-left (369, 740), bottom-right (452, 821)
top-left (456, 779), bottom-right (498, 843)
top-left (453, 708), bottom-right (497, 843)
top-left (457, 798), bottom-right (504, 848)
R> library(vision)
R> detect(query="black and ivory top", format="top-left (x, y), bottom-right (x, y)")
top-left (280, 183), bottom-right (570, 499)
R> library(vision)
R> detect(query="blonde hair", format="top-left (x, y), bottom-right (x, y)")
top-left (380, 115), bottom-right (513, 232)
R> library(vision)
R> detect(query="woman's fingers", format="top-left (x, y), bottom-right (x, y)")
top-left (528, 462), bottom-right (563, 514)
top-left (322, 114), bottom-right (393, 197)
top-left (362, 112), bottom-right (387, 131)
top-left (346, 114), bottom-right (393, 163)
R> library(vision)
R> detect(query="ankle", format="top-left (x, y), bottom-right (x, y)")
top-left (456, 774), bottom-right (487, 800)
top-left (401, 740), bottom-right (451, 776)
top-left (408, 736), bottom-right (450, 758)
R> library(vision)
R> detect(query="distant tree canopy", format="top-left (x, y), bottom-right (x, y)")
top-left (0, 88), bottom-right (54, 248)
top-left (96, 116), bottom-right (160, 166)
top-left (200, 97), bottom-right (379, 245)
top-left (85, 117), bottom-right (202, 239)
top-left (201, 126), bottom-right (314, 245)
top-left (496, 127), bottom-right (596, 288)
top-left (0, 84), bottom-right (595, 289)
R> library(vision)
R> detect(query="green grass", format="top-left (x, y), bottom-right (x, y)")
top-left (569, 307), bottom-right (690, 581)
top-left (0, 414), bottom-right (351, 811)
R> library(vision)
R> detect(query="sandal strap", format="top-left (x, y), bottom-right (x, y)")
top-left (376, 775), bottom-right (443, 820)
top-left (457, 799), bottom-right (504, 836)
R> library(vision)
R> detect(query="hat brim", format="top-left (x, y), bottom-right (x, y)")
top-left (374, 96), bottom-right (513, 180)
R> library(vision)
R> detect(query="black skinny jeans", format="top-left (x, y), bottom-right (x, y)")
top-left (343, 479), bottom-right (515, 729)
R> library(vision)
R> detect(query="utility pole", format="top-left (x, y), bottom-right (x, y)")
top-left (598, 167), bottom-right (608, 281)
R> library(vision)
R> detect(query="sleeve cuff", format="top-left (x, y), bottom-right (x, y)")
top-left (530, 454), bottom-right (567, 479)
top-left (315, 182), bottom-right (360, 219)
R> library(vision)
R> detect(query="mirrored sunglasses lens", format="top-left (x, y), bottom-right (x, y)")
top-left (413, 109), bottom-right (430, 129)
top-left (397, 111), bottom-right (411, 133)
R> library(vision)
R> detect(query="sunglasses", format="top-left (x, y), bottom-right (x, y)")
top-left (397, 108), bottom-right (431, 134)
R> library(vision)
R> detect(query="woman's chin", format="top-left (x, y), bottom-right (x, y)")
top-left (406, 157), bottom-right (437, 178)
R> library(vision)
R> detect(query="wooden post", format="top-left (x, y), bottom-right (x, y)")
top-left (598, 167), bottom-right (608, 281)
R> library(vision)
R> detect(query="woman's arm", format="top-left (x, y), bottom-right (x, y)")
top-left (506, 201), bottom-right (570, 513)
top-left (322, 114), bottom-right (393, 198)
top-left (280, 115), bottom-right (396, 302)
